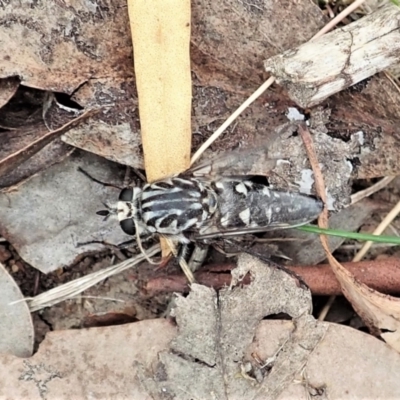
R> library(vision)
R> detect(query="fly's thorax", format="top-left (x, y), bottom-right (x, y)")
top-left (139, 176), bottom-right (217, 236)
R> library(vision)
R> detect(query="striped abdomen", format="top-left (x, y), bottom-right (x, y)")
top-left (196, 179), bottom-right (322, 238)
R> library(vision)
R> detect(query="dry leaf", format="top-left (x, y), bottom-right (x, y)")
top-left (128, 0), bottom-right (192, 181)
top-left (0, 1), bottom-right (142, 171)
top-left (0, 1), bottom-right (132, 94)
top-left (1, 260), bottom-right (400, 398)
top-left (0, 320), bottom-right (399, 399)
top-left (0, 262), bottom-right (34, 357)
top-left (324, 247), bottom-right (400, 351)
top-left (191, 0), bottom-right (326, 91)
top-left (0, 91), bottom-right (95, 179)
top-left (63, 76), bottom-right (143, 169)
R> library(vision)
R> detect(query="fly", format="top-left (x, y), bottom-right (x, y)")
top-left (99, 141), bottom-right (323, 246)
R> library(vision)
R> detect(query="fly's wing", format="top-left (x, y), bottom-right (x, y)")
top-left (193, 179), bottom-right (322, 240)
top-left (188, 125), bottom-right (296, 180)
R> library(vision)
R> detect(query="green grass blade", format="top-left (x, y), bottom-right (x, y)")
top-left (297, 225), bottom-right (400, 245)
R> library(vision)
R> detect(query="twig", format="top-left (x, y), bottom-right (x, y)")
top-left (353, 199), bottom-right (400, 262)
top-left (190, 76), bottom-right (275, 165)
top-left (351, 176), bottom-right (395, 204)
top-left (311, 0), bottom-right (367, 40)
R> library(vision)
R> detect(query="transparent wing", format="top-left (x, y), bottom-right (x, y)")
top-left (187, 123), bottom-right (297, 180)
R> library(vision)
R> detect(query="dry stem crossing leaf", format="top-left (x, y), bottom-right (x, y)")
top-left (299, 124), bottom-right (400, 353)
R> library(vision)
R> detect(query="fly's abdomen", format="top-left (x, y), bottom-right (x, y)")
top-left (213, 180), bottom-right (322, 231)
top-left (140, 177), bottom-right (217, 235)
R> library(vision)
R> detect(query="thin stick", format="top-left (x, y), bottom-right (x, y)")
top-left (21, 244), bottom-right (161, 312)
top-left (353, 199), bottom-right (400, 262)
top-left (190, 76), bottom-right (275, 165)
top-left (351, 176), bottom-right (395, 204)
top-left (318, 198), bottom-right (400, 320)
top-left (310, 0), bottom-right (367, 40)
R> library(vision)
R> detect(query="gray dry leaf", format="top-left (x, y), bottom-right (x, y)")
top-left (137, 254), bottom-right (327, 400)
top-left (266, 111), bottom-right (362, 210)
top-left (0, 2), bottom-right (132, 94)
top-left (0, 151), bottom-right (129, 273)
top-left (62, 76), bottom-right (143, 169)
top-left (0, 262), bottom-right (34, 357)
top-left (0, 102), bottom-right (93, 185)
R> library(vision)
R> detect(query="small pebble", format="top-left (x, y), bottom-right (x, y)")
top-left (0, 245), bottom-right (12, 263)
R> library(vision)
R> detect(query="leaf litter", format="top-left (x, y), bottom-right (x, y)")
top-left (0, 0), bottom-right (396, 396)
top-left (2, 256), bottom-right (400, 398)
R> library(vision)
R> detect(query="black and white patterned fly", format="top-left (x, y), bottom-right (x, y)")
top-left (105, 140), bottom-right (323, 245)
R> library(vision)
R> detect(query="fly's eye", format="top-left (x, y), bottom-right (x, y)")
top-left (120, 218), bottom-right (136, 235)
top-left (119, 188), bottom-right (133, 201)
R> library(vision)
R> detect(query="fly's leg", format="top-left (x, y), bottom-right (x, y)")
top-left (77, 167), bottom-right (122, 189)
top-left (163, 238), bottom-right (195, 283)
top-left (76, 238), bottom-right (136, 250)
top-left (78, 166), bottom-right (143, 190)
top-left (174, 242), bottom-right (209, 273)
top-left (211, 237), bottom-right (254, 258)
top-left (188, 243), bottom-right (209, 272)
top-left (160, 242), bottom-right (208, 318)
top-left (159, 240), bottom-right (207, 283)
top-left (210, 238), bottom-right (307, 288)
top-left (176, 243), bottom-right (190, 264)
top-left (77, 235), bottom-right (157, 264)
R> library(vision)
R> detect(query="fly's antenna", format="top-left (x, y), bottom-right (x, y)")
top-left (134, 219), bottom-right (161, 265)
top-left (96, 202), bottom-right (117, 221)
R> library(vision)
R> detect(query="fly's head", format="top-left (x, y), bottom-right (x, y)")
top-left (116, 187), bottom-right (143, 235)
top-left (97, 187), bottom-right (143, 236)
